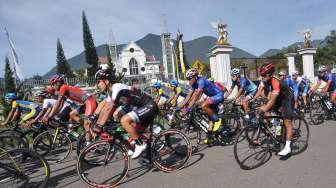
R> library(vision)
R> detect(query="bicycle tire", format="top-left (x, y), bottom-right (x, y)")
top-left (77, 140), bottom-right (129, 188)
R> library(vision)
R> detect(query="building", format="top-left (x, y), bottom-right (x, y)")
top-left (98, 41), bottom-right (163, 83)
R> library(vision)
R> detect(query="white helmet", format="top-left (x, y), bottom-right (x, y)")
top-left (185, 68), bottom-right (198, 79)
top-left (292, 70), bottom-right (299, 76)
top-left (278, 70), bottom-right (287, 76)
top-left (318, 65), bottom-right (328, 72)
top-left (331, 68), bottom-right (336, 74)
top-left (230, 68), bottom-right (240, 76)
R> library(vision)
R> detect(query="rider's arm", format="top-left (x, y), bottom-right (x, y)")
top-left (224, 85), bottom-right (235, 99)
top-left (3, 107), bottom-right (16, 124)
top-left (234, 88), bottom-right (244, 101)
top-left (323, 80), bottom-right (332, 92)
top-left (47, 96), bottom-right (65, 119)
top-left (310, 80), bottom-right (322, 93)
top-left (253, 83), bottom-right (264, 101)
top-left (31, 108), bottom-right (47, 123)
top-left (187, 89), bottom-right (203, 108)
top-left (261, 79), bottom-right (279, 112)
top-left (178, 90), bottom-right (193, 108)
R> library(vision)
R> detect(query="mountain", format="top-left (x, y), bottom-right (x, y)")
top-left (44, 33), bottom-right (256, 77)
top-left (260, 39), bottom-right (324, 58)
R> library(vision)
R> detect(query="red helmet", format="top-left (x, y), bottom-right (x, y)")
top-left (49, 74), bottom-right (64, 84)
top-left (259, 63), bottom-right (275, 76)
top-left (46, 86), bottom-right (55, 95)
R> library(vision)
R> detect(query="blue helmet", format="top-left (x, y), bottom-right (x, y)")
top-left (169, 80), bottom-right (179, 87)
top-left (5, 93), bottom-right (17, 100)
top-left (152, 82), bottom-right (161, 88)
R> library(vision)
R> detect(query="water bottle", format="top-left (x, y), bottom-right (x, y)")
top-left (271, 119), bottom-right (281, 136)
top-left (326, 101), bottom-right (333, 110)
top-left (152, 124), bottom-right (162, 134)
top-left (116, 127), bottom-right (129, 141)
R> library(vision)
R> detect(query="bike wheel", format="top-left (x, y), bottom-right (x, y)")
top-left (291, 116), bottom-right (309, 155)
top-left (77, 140), bottom-right (129, 188)
top-left (233, 125), bottom-right (271, 170)
top-left (0, 134), bottom-right (28, 151)
top-left (0, 148), bottom-right (50, 188)
top-left (76, 134), bottom-right (87, 157)
top-left (32, 130), bottom-right (72, 163)
top-left (309, 100), bottom-right (325, 125)
top-left (152, 129), bottom-right (192, 172)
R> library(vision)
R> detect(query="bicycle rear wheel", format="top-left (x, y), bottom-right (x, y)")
top-left (0, 148), bottom-right (50, 188)
top-left (152, 129), bottom-right (192, 172)
top-left (233, 125), bottom-right (271, 170)
top-left (291, 116), bottom-right (309, 155)
top-left (77, 140), bottom-right (129, 188)
top-left (0, 133), bottom-right (28, 150)
top-left (309, 99), bottom-right (325, 125)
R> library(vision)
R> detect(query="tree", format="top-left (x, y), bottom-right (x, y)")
top-left (56, 38), bottom-right (74, 77)
top-left (315, 30), bottom-right (336, 69)
top-left (106, 44), bottom-right (124, 83)
top-left (82, 11), bottom-right (99, 76)
top-left (4, 56), bottom-right (16, 93)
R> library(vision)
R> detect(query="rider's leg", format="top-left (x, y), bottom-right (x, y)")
top-left (84, 97), bottom-right (97, 142)
top-left (331, 91), bottom-right (336, 106)
top-left (278, 97), bottom-right (294, 156)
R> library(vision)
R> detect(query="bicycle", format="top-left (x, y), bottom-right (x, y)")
top-left (0, 143), bottom-right (50, 187)
top-left (76, 121), bottom-right (192, 187)
top-left (32, 119), bottom-right (83, 163)
top-left (233, 112), bottom-right (309, 170)
top-left (309, 92), bottom-right (336, 125)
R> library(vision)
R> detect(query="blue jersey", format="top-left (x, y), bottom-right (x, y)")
top-left (191, 76), bottom-right (222, 97)
top-left (318, 73), bottom-right (336, 90)
top-left (231, 77), bottom-right (257, 94)
top-left (284, 77), bottom-right (299, 99)
top-left (12, 100), bottom-right (41, 112)
top-left (294, 77), bottom-right (309, 93)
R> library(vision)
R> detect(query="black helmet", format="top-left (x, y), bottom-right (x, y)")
top-left (95, 69), bottom-right (116, 81)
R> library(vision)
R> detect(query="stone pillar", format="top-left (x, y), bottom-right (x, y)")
top-left (209, 53), bottom-right (216, 80)
top-left (285, 53), bottom-right (296, 76)
top-left (298, 48), bottom-right (317, 81)
top-left (210, 45), bottom-right (233, 87)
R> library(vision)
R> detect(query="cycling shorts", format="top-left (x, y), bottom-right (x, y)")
top-left (207, 92), bottom-right (224, 105)
top-left (273, 95), bottom-right (295, 119)
top-left (245, 90), bottom-right (257, 100)
top-left (127, 101), bottom-right (159, 127)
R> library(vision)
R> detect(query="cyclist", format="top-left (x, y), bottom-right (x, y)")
top-left (1, 92), bottom-right (41, 126)
top-left (225, 68), bottom-right (257, 119)
top-left (278, 70), bottom-right (299, 109)
top-left (292, 70), bottom-right (310, 110)
top-left (178, 68), bottom-right (224, 141)
top-left (166, 80), bottom-right (188, 107)
top-left (43, 74), bottom-right (97, 143)
top-left (258, 63), bottom-right (295, 156)
top-left (310, 65), bottom-right (336, 106)
top-left (151, 82), bottom-right (169, 108)
top-left (92, 69), bottom-right (159, 159)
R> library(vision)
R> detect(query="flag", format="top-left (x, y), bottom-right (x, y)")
top-left (5, 28), bottom-right (25, 81)
top-left (177, 30), bottom-right (187, 74)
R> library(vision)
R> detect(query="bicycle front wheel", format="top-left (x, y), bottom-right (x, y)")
top-left (0, 148), bottom-right (50, 188)
top-left (77, 140), bottom-right (129, 188)
top-left (32, 130), bottom-right (72, 163)
top-left (233, 125), bottom-right (271, 170)
top-left (291, 116), bottom-right (309, 155)
top-left (152, 129), bottom-right (192, 172)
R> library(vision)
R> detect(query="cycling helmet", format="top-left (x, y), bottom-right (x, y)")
top-left (5, 93), bottom-right (17, 100)
top-left (318, 65), bottom-right (328, 72)
top-left (49, 74), bottom-right (65, 84)
top-left (46, 86), bottom-right (55, 95)
top-left (292, 70), bottom-right (299, 76)
top-left (185, 68), bottom-right (198, 80)
top-left (35, 91), bottom-right (48, 98)
top-left (278, 70), bottom-right (287, 76)
top-left (95, 69), bottom-right (115, 81)
top-left (169, 80), bottom-right (179, 87)
top-left (331, 68), bottom-right (336, 74)
top-left (231, 68), bottom-right (240, 76)
top-left (152, 82), bottom-right (161, 88)
top-left (259, 63), bottom-right (275, 76)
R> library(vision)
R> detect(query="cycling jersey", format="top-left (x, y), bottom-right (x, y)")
top-left (214, 82), bottom-right (227, 93)
top-left (284, 77), bottom-right (299, 100)
top-left (318, 73), bottom-right (336, 92)
top-left (191, 76), bottom-right (224, 104)
top-left (176, 87), bottom-right (188, 98)
top-left (12, 100), bottom-right (41, 122)
top-left (108, 83), bottom-right (158, 126)
top-left (58, 84), bottom-right (96, 117)
top-left (231, 77), bottom-right (257, 95)
top-left (264, 77), bottom-right (295, 119)
top-left (294, 76), bottom-right (309, 97)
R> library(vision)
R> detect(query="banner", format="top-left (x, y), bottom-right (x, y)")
top-left (5, 28), bottom-right (25, 81)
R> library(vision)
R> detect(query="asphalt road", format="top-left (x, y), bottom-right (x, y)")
top-left (47, 119), bottom-right (336, 188)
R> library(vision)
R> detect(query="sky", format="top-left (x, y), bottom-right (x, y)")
top-left (0, 0), bottom-right (336, 77)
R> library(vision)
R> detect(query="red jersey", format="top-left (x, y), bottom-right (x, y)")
top-left (59, 84), bottom-right (89, 104)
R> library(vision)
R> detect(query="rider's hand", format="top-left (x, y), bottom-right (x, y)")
top-left (259, 105), bottom-right (267, 113)
top-left (42, 116), bottom-right (49, 124)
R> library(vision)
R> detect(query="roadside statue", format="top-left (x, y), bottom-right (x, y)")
top-left (298, 29), bottom-right (312, 48)
top-left (211, 21), bottom-right (229, 45)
